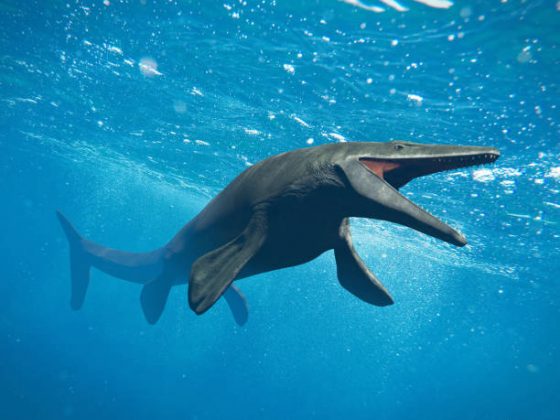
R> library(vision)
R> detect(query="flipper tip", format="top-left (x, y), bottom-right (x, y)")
top-left (70, 298), bottom-right (83, 311)
top-left (189, 298), bottom-right (209, 316)
top-left (378, 294), bottom-right (394, 307)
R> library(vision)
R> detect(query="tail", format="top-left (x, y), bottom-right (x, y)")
top-left (56, 210), bottom-right (249, 325)
top-left (56, 211), bottom-right (91, 310)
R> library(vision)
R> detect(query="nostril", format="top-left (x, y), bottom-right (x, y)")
top-left (394, 144), bottom-right (404, 151)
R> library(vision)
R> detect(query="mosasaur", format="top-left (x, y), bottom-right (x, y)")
top-left (58, 141), bottom-right (500, 324)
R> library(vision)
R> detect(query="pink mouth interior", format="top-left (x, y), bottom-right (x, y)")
top-left (359, 159), bottom-right (401, 179)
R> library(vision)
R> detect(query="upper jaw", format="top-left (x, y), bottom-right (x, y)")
top-left (360, 147), bottom-right (500, 189)
top-left (360, 146), bottom-right (501, 170)
top-left (403, 148), bottom-right (501, 170)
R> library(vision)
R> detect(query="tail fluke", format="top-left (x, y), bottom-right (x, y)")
top-left (56, 211), bottom-right (91, 310)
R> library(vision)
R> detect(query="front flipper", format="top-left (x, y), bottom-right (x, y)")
top-left (334, 218), bottom-right (393, 306)
top-left (140, 274), bottom-right (173, 324)
top-left (189, 209), bottom-right (267, 315)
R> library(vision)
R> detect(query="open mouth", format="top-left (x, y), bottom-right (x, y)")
top-left (352, 149), bottom-right (500, 247)
top-left (359, 151), bottom-right (500, 189)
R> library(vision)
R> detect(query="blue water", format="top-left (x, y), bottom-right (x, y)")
top-left (1, 0), bottom-right (559, 418)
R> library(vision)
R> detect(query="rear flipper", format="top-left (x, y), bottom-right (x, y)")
top-left (223, 285), bottom-right (249, 326)
top-left (140, 274), bottom-right (173, 324)
top-left (56, 211), bottom-right (91, 310)
top-left (335, 218), bottom-right (394, 306)
top-left (140, 278), bottom-right (249, 325)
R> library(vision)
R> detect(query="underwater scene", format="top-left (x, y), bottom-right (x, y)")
top-left (1, 0), bottom-right (559, 418)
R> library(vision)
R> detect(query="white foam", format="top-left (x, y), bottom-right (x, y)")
top-left (500, 180), bottom-right (515, 188)
top-left (329, 132), bottom-right (347, 142)
top-left (15, 97), bottom-right (39, 104)
top-left (494, 167), bottom-right (521, 178)
top-left (507, 213), bottom-right (531, 219)
top-left (412, 0), bottom-right (453, 9)
top-left (283, 64), bottom-right (295, 75)
top-left (472, 169), bottom-right (495, 183)
top-left (244, 128), bottom-right (261, 136)
top-left (339, 0), bottom-right (385, 13)
top-left (138, 57), bottom-right (162, 77)
top-left (191, 87), bottom-right (204, 97)
top-left (380, 0), bottom-right (408, 12)
top-left (546, 167), bottom-right (560, 178)
top-left (107, 45), bottom-right (123, 55)
top-left (407, 93), bottom-right (423, 104)
top-left (545, 201), bottom-right (560, 209)
top-left (292, 115), bottom-right (311, 128)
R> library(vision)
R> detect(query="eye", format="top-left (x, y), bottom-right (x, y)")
top-left (393, 143), bottom-right (405, 151)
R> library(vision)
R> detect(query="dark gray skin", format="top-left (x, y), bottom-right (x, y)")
top-left (58, 141), bottom-right (500, 324)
